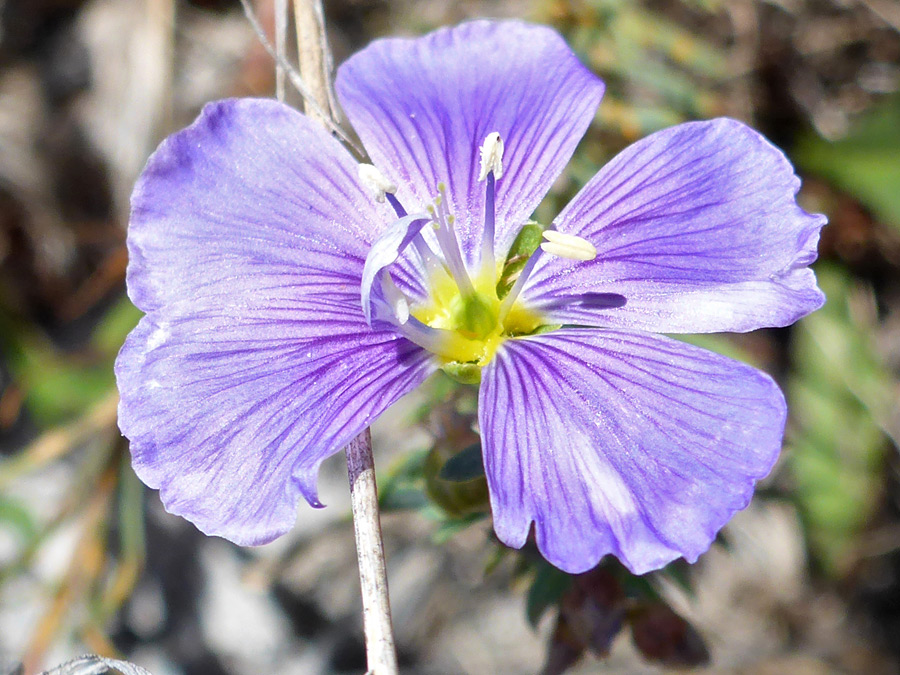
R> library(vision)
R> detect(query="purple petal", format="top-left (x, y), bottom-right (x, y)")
top-left (117, 315), bottom-right (434, 545)
top-left (118, 98), bottom-right (437, 544)
top-left (479, 328), bottom-right (785, 574)
top-left (336, 20), bottom-right (604, 266)
top-left (127, 97), bottom-right (427, 314)
top-left (522, 119), bottom-right (826, 333)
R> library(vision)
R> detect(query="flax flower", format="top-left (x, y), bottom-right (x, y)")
top-left (116, 20), bottom-right (825, 574)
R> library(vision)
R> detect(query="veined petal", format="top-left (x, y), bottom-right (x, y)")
top-left (336, 20), bottom-right (604, 267)
top-left (127, 97), bottom-right (426, 314)
top-left (117, 315), bottom-right (434, 544)
top-left (119, 97), bottom-right (437, 543)
top-left (523, 119), bottom-right (826, 333)
top-left (479, 328), bottom-right (785, 574)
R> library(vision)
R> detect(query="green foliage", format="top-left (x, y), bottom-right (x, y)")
top-left (0, 295), bottom-right (140, 425)
top-left (530, 0), bottom-right (732, 228)
top-left (536, 0), bottom-right (729, 141)
top-left (379, 390), bottom-right (493, 550)
top-left (0, 496), bottom-right (39, 546)
top-left (431, 512), bottom-right (488, 545)
top-left (795, 96), bottom-right (900, 232)
top-left (786, 265), bottom-right (894, 576)
top-left (424, 443), bottom-right (490, 518)
top-left (440, 361), bottom-right (482, 385)
top-left (378, 449), bottom-right (431, 512)
top-left (93, 296), bottom-right (144, 356)
top-left (674, 333), bottom-right (762, 365)
top-left (527, 562), bottom-right (573, 627)
top-left (0, 328), bottom-right (111, 425)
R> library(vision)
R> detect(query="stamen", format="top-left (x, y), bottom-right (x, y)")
top-left (358, 163), bottom-right (397, 203)
top-left (430, 183), bottom-right (475, 296)
top-left (498, 229), bottom-right (597, 322)
top-left (411, 233), bottom-right (444, 278)
top-left (540, 230), bottom-right (597, 261)
top-left (478, 132), bottom-right (503, 278)
top-left (360, 214), bottom-right (429, 327)
top-left (394, 315), bottom-right (462, 360)
top-left (478, 132), bottom-right (504, 181)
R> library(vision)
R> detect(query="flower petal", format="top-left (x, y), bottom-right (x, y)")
top-left (523, 119), bottom-right (826, 333)
top-left (479, 328), bottom-right (785, 574)
top-left (336, 20), bottom-right (604, 266)
top-left (127, 97), bottom-right (429, 314)
top-left (119, 97), bottom-right (437, 544)
top-left (117, 314), bottom-right (434, 545)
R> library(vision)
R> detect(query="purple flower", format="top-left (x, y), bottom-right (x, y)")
top-left (115, 20), bottom-right (825, 574)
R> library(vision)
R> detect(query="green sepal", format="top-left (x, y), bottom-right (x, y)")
top-left (529, 323), bottom-right (562, 336)
top-left (497, 221), bottom-right (544, 298)
top-left (441, 361), bottom-right (482, 384)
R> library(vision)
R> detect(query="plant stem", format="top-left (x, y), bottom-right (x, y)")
top-left (292, 2), bottom-right (399, 672)
top-left (346, 428), bottom-right (400, 675)
top-left (274, 0), bottom-right (288, 101)
top-left (293, 0), bottom-right (336, 126)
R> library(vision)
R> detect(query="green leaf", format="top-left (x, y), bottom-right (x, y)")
top-left (786, 264), bottom-right (893, 576)
top-left (378, 449), bottom-right (430, 512)
top-left (424, 445), bottom-right (490, 517)
top-left (440, 361), bottom-right (482, 385)
top-left (0, 312), bottom-right (117, 425)
top-left (658, 560), bottom-right (696, 598)
top-left (0, 497), bottom-right (39, 544)
top-left (380, 487), bottom-right (429, 512)
top-left (93, 296), bottom-right (143, 357)
top-left (526, 563), bottom-right (572, 628)
top-left (672, 333), bottom-right (759, 365)
top-left (795, 96), bottom-right (900, 231)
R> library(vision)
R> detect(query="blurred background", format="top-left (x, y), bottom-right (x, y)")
top-left (0, 0), bottom-right (898, 673)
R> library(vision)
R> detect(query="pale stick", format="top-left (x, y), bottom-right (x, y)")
top-left (292, 2), bottom-right (399, 673)
top-left (344, 428), bottom-right (400, 675)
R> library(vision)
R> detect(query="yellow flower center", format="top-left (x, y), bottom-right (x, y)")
top-left (411, 264), bottom-right (544, 373)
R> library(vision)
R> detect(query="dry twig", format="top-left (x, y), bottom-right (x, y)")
top-left (291, 1), bottom-right (398, 671)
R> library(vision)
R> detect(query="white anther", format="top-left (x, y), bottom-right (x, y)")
top-left (540, 230), bottom-right (597, 261)
top-left (380, 274), bottom-right (410, 325)
top-left (358, 164), bottom-right (397, 203)
top-left (478, 132), bottom-right (504, 181)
